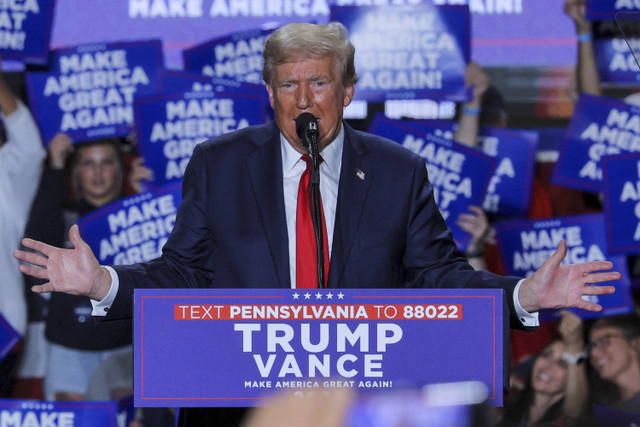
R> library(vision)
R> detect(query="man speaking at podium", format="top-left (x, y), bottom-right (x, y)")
top-left (16, 22), bottom-right (618, 426)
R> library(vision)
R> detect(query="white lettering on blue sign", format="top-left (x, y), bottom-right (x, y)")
top-left (41, 49), bottom-right (151, 131)
top-left (99, 194), bottom-right (177, 264)
top-left (202, 58), bottom-right (263, 83)
top-left (577, 108), bottom-right (640, 180)
top-left (513, 245), bottom-right (605, 276)
top-left (214, 37), bottom-right (264, 61)
top-left (149, 97), bottom-right (250, 180)
top-left (209, 0), bottom-right (330, 17)
top-left (0, 410), bottom-right (75, 427)
top-left (107, 195), bottom-right (177, 231)
top-left (513, 226), bottom-right (605, 275)
top-left (609, 52), bottom-right (640, 73)
top-left (0, 0), bottom-right (39, 50)
top-left (520, 226), bottom-right (583, 250)
top-left (619, 164), bottom-right (640, 239)
top-left (614, 0), bottom-right (640, 11)
top-left (234, 323), bottom-right (402, 378)
top-left (432, 0), bottom-right (523, 14)
top-left (401, 134), bottom-right (470, 217)
top-left (351, 9), bottom-right (458, 92)
top-left (337, 0), bottom-right (422, 6)
top-left (129, 0), bottom-right (204, 17)
top-left (166, 98), bottom-right (234, 119)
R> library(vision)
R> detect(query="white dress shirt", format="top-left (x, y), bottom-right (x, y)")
top-left (281, 125), bottom-right (342, 288)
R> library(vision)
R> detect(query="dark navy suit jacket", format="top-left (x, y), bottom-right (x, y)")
top-left (111, 121), bottom-right (524, 327)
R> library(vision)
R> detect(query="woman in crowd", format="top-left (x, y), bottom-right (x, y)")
top-left (495, 311), bottom-right (590, 426)
top-left (23, 133), bottom-right (150, 400)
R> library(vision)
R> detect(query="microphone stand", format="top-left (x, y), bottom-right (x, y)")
top-left (306, 132), bottom-right (325, 288)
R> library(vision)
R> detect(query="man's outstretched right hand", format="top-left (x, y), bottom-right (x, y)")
top-left (14, 224), bottom-right (112, 301)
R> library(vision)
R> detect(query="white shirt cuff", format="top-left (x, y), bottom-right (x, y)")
top-left (90, 266), bottom-right (119, 316)
top-left (514, 279), bottom-right (539, 327)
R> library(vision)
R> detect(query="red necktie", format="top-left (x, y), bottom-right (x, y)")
top-left (296, 155), bottom-right (329, 288)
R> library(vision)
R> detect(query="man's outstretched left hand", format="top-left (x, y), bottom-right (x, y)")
top-left (519, 240), bottom-right (619, 313)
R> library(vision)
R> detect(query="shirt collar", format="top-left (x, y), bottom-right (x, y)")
top-left (281, 122), bottom-right (344, 179)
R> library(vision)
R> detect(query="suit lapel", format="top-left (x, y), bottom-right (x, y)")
top-left (329, 123), bottom-right (372, 288)
top-left (245, 122), bottom-right (290, 288)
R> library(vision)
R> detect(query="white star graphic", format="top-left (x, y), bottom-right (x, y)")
top-left (304, 292), bottom-right (311, 299)
top-left (292, 292), bottom-right (300, 299)
top-left (315, 292), bottom-right (323, 299)
top-left (337, 292), bottom-right (345, 299)
top-left (326, 292), bottom-right (334, 299)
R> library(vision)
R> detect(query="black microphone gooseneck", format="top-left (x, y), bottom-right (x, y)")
top-left (295, 112), bottom-right (325, 288)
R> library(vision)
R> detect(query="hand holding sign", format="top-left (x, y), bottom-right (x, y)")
top-left (456, 205), bottom-right (491, 244)
top-left (127, 157), bottom-right (153, 193)
top-left (47, 133), bottom-right (73, 169)
top-left (563, 0), bottom-right (592, 35)
top-left (518, 240), bottom-right (618, 313)
top-left (15, 225), bottom-right (112, 301)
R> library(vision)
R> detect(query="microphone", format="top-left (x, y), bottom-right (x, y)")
top-left (295, 112), bottom-right (319, 153)
top-left (295, 112), bottom-right (324, 287)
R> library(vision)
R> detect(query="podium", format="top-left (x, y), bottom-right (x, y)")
top-left (133, 288), bottom-right (506, 408)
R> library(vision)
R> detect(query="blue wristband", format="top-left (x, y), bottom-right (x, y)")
top-left (462, 106), bottom-right (481, 116)
top-left (577, 33), bottom-right (592, 43)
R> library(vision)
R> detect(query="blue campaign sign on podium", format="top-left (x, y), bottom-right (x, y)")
top-left (134, 288), bottom-right (505, 408)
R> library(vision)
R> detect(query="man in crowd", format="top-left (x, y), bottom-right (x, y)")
top-left (15, 22), bottom-right (619, 426)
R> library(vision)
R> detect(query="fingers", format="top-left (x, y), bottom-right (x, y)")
top-left (578, 261), bottom-right (615, 273)
top-left (19, 237), bottom-right (53, 256)
top-left (18, 263), bottom-right (48, 280)
top-left (583, 271), bottom-right (620, 284)
top-left (457, 213), bottom-right (476, 222)
top-left (575, 300), bottom-right (603, 312)
top-left (68, 224), bottom-right (86, 249)
top-left (581, 284), bottom-right (616, 296)
top-left (536, 240), bottom-right (568, 273)
top-left (31, 283), bottom-right (54, 294)
top-left (456, 217), bottom-right (474, 231)
top-left (467, 205), bottom-right (484, 215)
top-left (548, 240), bottom-right (568, 265)
top-left (14, 249), bottom-right (47, 268)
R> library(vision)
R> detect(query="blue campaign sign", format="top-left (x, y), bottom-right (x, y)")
top-left (552, 94), bottom-right (640, 193)
top-left (0, 0), bottom-right (55, 64)
top-left (535, 126), bottom-right (566, 154)
top-left (594, 38), bottom-right (640, 84)
top-left (183, 27), bottom-right (277, 85)
top-left (602, 153), bottom-right (640, 254)
top-left (77, 184), bottom-right (182, 266)
top-left (159, 70), bottom-right (215, 94)
top-left (409, 121), bottom-right (538, 219)
top-left (159, 70), bottom-right (266, 96)
top-left (158, 70), bottom-right (271, 119)
top-left (477, 127), bottom-right (537, 219)
top-left (0, 397), bottom-right (134, 427)
top-left (331, 4), bottom-right (470, 102)
top-left (134, 90), bottom-right (267, 189)
top-left (494, 214), bottom-right (633, 320)
top-left (0, 312), bottom-right (19, 363)
top-left (586, 1), bottom-right (640, 20)
top-left (134, 288), bottom-right (504, 408)
top-left (369, 114), bottom-right (495, 251)
top-left (25, 40), bottom-right (164, 144)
